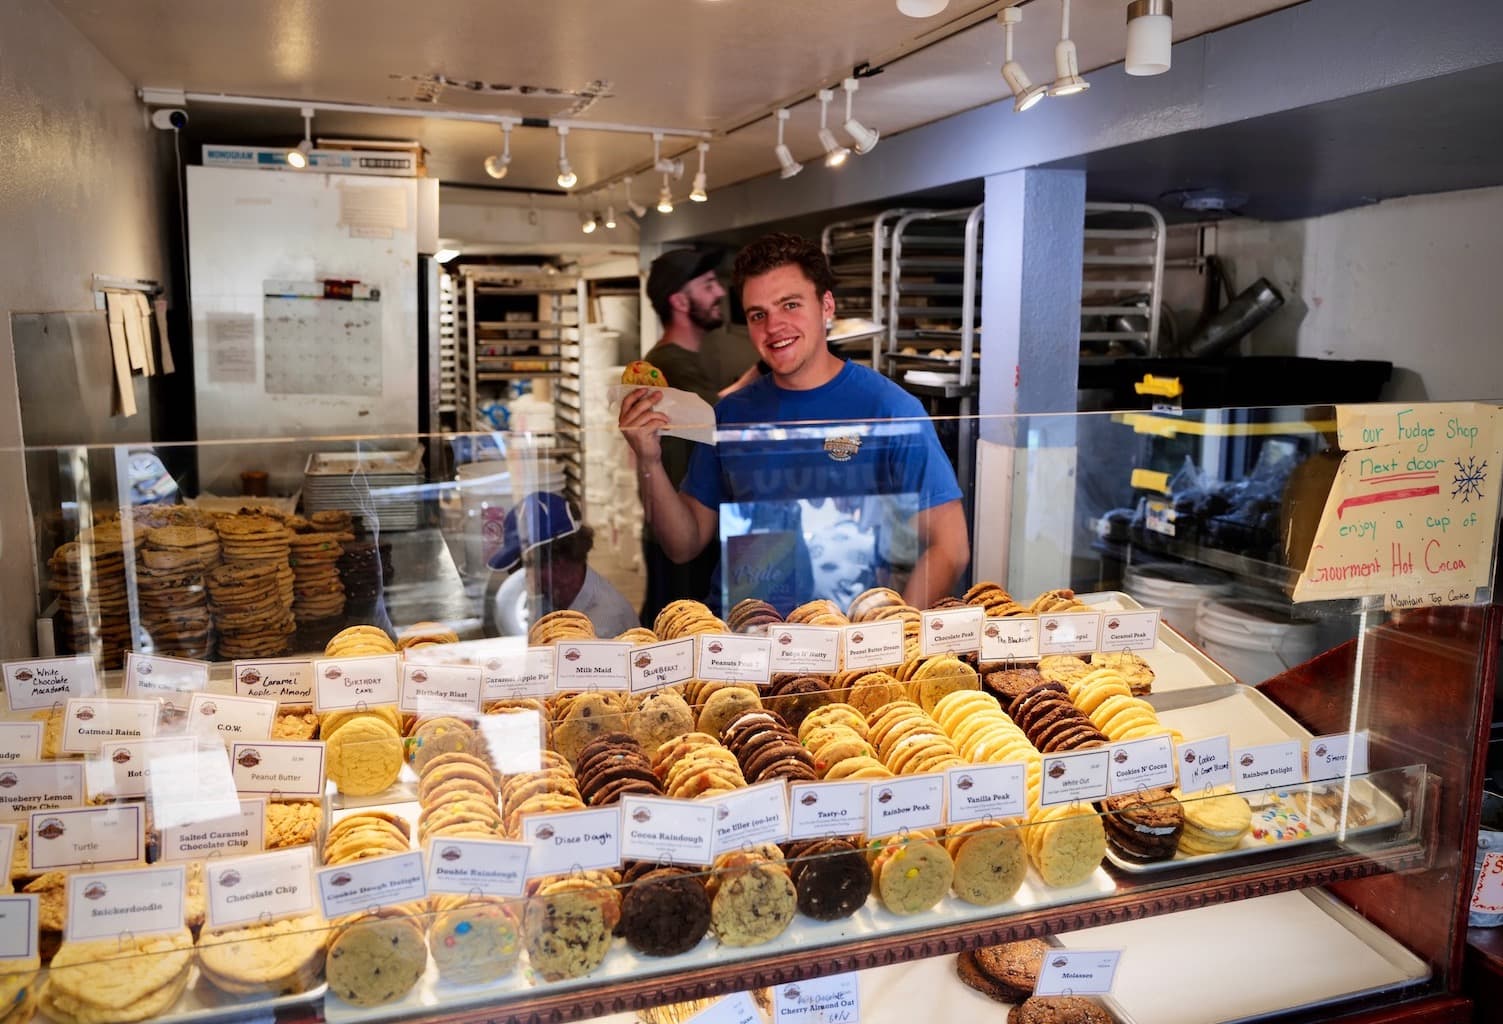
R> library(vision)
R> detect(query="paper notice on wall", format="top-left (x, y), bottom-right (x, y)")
top-left (153, 298), bottom-right (176, 374)
top-left (105, 295), bottom-right (136, 417)
top-left (1293, 403), bottom-right (1501, 606)
top-left (132, 293), bottom-right (156, 375)
top-left (338, 184), bottom-right (407, 239)
top-left (205, 313), bottom-right (257, 384)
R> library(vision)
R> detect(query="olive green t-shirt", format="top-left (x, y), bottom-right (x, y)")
top-left (642, 341), bottom-right (717, 546)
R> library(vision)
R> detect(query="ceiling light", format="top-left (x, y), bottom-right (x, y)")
top-left (1000, 8), bottom-right (1048, 113)
top-left (433, 248), bottom-right (460, 263)
top-left (581, 209), bottom-right (598, 234)
top-left (841, 77), bottom-right (880, 154)
top-left (286, 106), bottom-right (313, 168)
top-left (1050, 0), bottom-right (1090, 96)
top-left (604, 202), bottom-right (618, 230)
top-left (690, 142), bottom-right (709, 202)
top-left (624, 175), bottom-right (648, 218)
top-left (657, 175), bottom-right (674, 214)
top-left (1125, 0), bottom-right (1173, 76)
top-left (817, 89), bottom-right (850, 168)
top-left (774, 108), bottom-right (803, 179)
top-left (555, 126), bottom-right (577, 189)
top-left (897, 0), bottom-right (949, 15)
top-left (483, 122), bottom-right (512, 179)
top-left (652, 133), bottom-right (684, 179)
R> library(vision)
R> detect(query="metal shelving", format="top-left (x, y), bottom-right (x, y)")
top-left (1081, 202), bottom-right (1167, 354)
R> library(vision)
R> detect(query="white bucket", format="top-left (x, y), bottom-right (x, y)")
top-left (1195, 596), bottom-right (1321, 685)
top-left (1123, 562), bottom-right (1234, 639)
top-left (456, 462), bottom-right (512, 576)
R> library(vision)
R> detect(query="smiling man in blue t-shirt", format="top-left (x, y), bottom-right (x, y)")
top-left (618, 232), bottom-right (969, 614)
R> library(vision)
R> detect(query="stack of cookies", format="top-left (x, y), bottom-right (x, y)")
top-left (337, 539), bottom-right (390, 617)
top-left (288, 532), bottom-right (346, 628)
top-left (136, 525), bottom-right (220, 659)
top-left (868, 700), bottom-right (966, 775)
top-left (867, 831), bottom-right (954, 915)
top-left (956, 937), bottom-right (1048, 1004)
top-left (524, 875), bottom-right (622, 980)
top-left (397, 621), bottom-right (461, 652)
top-left (418, 751), bottom-right (502, 843)
top-left (943, 819), bottom-right (1029, 906)
top-left (727, 598), bottom-right (782, 633)
top-left (324, 705), bottom-right (404, 797)
top-left (576, 733), bottom-right (664, 805)
top-left (427, 893), bottom-right (521, 984)
top-left (705, 847), bottom-right (796, 946)
top-left (896, 653), bottom-right (981, 714)
top-left (0, 953), bottom-right (39, 1024)
top-left (798, 703), bottom-right (891, 781)
top-left (652, 733), bottom-right (748, 799)
top-left (782, 837), bottom-right (871, 920)
top-left (842, 671), bottom-right (906, 716)
top-left (325, 623), bottom-right (397, 657)
top-left (626, 690), bottom-right (696, 756)
top-left (962, 580), bottom-right (1029, 617)
top-left (1098, 787), bottom-right (1185, 863)
top-left (763, 674), bottom-right (835, 731)
top-left (549, 692), bottom-right (630, 766)
top-left (406, 715), bottom-right (485, 774)
top-left (1170, 784), bottom-right (1252, 855)
top-left (197, 913), bottom-right (328, 998)
top-left (41, 929), bottom-right (195, 1023)
top-left (785, 599), bottom-right (849, 627)
top-left (688, 682), bottom-right (763, 738)
top-left (322, 812), bottom-right (427, 1008)
top-left (617, 865), bottom-right (712, 957)
top-left (265, 800), bottom-right (323, 849)
top-left (847, 586), bottom-right (906, 621)
top-left (206, 562), bottom-right (292, 660)
top-left (529, 609), bottom-right (595, 646)
top-left (652, 599), bottom-right (728, 639)
top-left (722, 709), bottom-right (818, 783)
top-left (501, 751), bottom-right (584, 837)
top-left (47, 529), bottom-right (131, 668)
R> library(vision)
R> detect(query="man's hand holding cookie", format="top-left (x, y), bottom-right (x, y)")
top-left (617, 361), bottom-right (670, 463)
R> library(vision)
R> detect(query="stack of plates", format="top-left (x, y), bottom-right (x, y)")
top-left (303, 449), bottom-right (425, 532)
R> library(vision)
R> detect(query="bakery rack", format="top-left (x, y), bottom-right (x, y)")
top-left (1080, 202), bottom-right (1167, 356)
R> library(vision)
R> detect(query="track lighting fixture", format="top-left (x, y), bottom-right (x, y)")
top-left (483, 122), bottom-right (512, 179)
top-left (690, 142), bottom-right (709, 202)
top-left (657, 175), bottom-right (674, 214)
top-left (604, 189), bottom-right (618, 229)
top-left (816, 89), bottom-right (850, 168)
top-left (841, 77), bottom-right (880, 154)
top-left (286, 106), bottom-right (313, 168)
top-left (1125, 0), bottom-right (1173, 76)
top-left (1050, 0), bottom-right (1089, 96)
top-left (652, 133), bottom-right (684, 179)
top-left (773, 108), bottom-right (803, 179)
top-left (624, 175), bottom-right (648, 218)
top-left (1000, 8), bottom-right (1048, 113)
top-left (581, 208), bottom-right (598, 234)
top-left (897, 0), bottom-right (949, 15)
top-left (555, 126), bottom-right (577, 189)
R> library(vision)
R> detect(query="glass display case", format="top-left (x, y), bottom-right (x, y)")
top-left (1, 402), bottom-right (1498, 1024)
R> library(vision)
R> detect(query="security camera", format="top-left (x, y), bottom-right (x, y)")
top-left (151, 108), bottom-right (188, 131)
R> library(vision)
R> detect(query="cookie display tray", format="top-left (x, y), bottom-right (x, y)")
top-left (1077, 591), bottom-right (1237, 696)
top-left (1055, 888), bottom-right (1429, 1024)
top-left (1103, 686), bottom-right (1407, 874)
top-left (324, 800), bottom-right (1117, 1024)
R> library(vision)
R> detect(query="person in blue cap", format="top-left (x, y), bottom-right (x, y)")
top-left (488, 491), bottom-right (638, 637)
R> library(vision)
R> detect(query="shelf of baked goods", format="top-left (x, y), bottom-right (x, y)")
top-left (0, 579), bottom-right (1435, 1024)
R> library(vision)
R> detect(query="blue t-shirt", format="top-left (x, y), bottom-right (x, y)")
top-left (681, 361), bottom-right (962, 614)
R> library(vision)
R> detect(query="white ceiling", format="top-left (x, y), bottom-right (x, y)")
top-left (55, 0), bottom-right (1303, 199)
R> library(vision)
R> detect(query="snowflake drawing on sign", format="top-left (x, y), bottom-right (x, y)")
top-left (1452, 456), bottom-right (1488, 503)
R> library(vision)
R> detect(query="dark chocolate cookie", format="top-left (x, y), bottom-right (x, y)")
top-left (619, 867), bottom-right (712, 957)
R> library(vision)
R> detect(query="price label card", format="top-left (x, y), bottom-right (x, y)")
top-left (554, 641), bottom-right (631, 692)
top-left (841, 620), bottom-right (905, 671)
top-left (399, 663), bottom-right (483, 715)
top-left (521, 806), bottom-right (621, 879)
top-left (230, 741), bottom-right (326, 798)
top-left (1472, 851), bottom-right (1503, 915)
top-left (66, 865), bottom-right (184, 942)
top-left (317, 850), bottom-right (426, 919)
top-left (1175, 735), bottom-right (1232, 795)
top-left (233, 660), bottom-right (314, 704)
top-left (768, 626), bottom-right (842, 675)
top-left (981, 617), bottom-right (1039, 662)
top-left (61, 697), bottom-right (158, 755)
top-left (1034, 949), bottom-right (1122, 996)
top-left (919, 606), bottom-right (985, 657)
top-left (29, 804), bottom-right (143, 870)
top-left (945, 762), bottom-right (1027, 824)
top-left (476, 711), bottom-right (544, 777)
top-left (124, 652), bottom-right (209, 698)
top-left (3, 656), bottom-right (97, 711)
top-left (629, 639), bottom-right (696, 694)
top-left (206, 847), bottom-right (315, 929)
top-left (866, 773), bottom-right (945, 839)
top-left (1308, 731), bottom-right (1371, 781)
top-left (0, 723), bottom-right (41, 764)
top-left (1037, 612), bottom-right (1102, 657)
top-left (686, 991), bottom-right (762, 1024)
top-left (426, 837), bottom-right (529, 898)
top-left (1232, 740), bottom-right (1305, 793)
top-left (187, 693), bottom-right (277, 745)
top-left (480, 645), bottom-right (555, 701)
top-left (148, 743), bottom-right (242, 830)
top-left (788, 781), bottom-right (868, 840)
top-left (709, 780), bottom-right (789, 857)
top-left (0, 895), bottom-right (37, 960)
top-left (159, 798), bottom-right (264, 862)
top-left (88, 736), bottom-right (198, 800)
top-left (313, 655), bottom-right (400, 712)
top-left (696, 634), bottom-right (772, 685)
top-left (620, 796), bottom-right (714, 866)
top-left (1106, 736), bottom-right (1177, 796)
top-left (1039, 748), bottom-right (1110, 807)
top-left (1100, 610), bottom-right (1161, 653)
top-left (773, 972), bottom-right (860, 1024)
top-left (0, 762), bottom-right (84, 821)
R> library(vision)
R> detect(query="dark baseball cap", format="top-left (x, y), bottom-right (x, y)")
top-left (646, 248), bottom-right (722, 314)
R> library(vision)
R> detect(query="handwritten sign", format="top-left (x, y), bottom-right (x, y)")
top-left (1294, 403), bottom-right (1500, 605)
